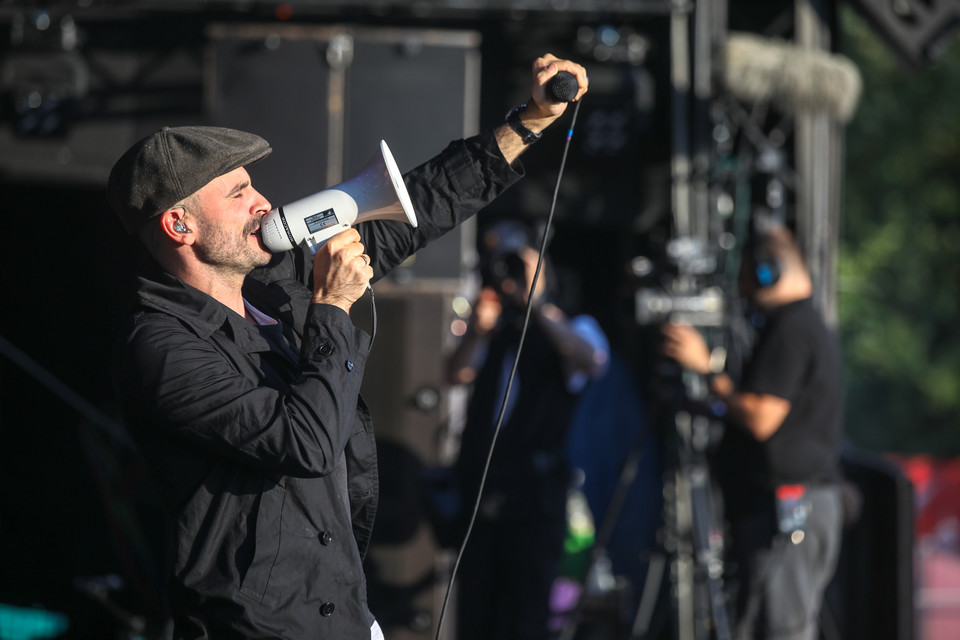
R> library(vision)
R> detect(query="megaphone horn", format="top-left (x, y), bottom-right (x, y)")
top-left (260, 140), bottom-right (418, 254)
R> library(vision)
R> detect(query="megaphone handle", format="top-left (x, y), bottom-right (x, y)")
top-left (304, 235), bottom-right (375, 342)
top-left (303, 233), bottom-right (339, 254)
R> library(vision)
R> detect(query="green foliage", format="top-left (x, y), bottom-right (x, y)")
top-left (838, 8), bottom-right (960, 454)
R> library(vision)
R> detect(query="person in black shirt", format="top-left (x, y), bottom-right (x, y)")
top-left (446, 219), bottom-right (609, 640)
top-left (662, 224), bottom-right (844, 640)
top-left (106, 55), bottom-right (588, 640)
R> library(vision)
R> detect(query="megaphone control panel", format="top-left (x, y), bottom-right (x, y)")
top-left (259, 140), bottom-right (417, 255)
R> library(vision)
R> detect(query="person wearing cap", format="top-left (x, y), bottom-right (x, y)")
top-left (107, 55), bottom-right (587, 640)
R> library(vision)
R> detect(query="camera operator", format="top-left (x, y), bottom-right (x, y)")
top-left (446, 219), bottom-right (609, 640)
top-left (661, 224), bottom-right (844, 640)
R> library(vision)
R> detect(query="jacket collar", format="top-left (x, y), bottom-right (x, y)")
top-left (134, 261), bottom-right (268, 352)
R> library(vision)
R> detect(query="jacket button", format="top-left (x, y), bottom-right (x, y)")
top-left (318, 344), bottom-right (333, 356)
top-left (319, 530), bottom-right (333, 545)
top-left (319, 602), bottom-right (335, 617)
top-left (345, 360), bottom-right (354, 371)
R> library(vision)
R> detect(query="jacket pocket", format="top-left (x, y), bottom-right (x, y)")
top-left (239, 480), bottom-right (286, 605)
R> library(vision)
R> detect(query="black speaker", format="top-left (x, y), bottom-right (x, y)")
top-left (847, 0), bottom-right (960, 67)
top-left (821, 448), bottom-right (916, 640)
top-left (207, 23), bottom-right (481, 284)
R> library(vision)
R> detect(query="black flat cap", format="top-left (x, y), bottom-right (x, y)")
top-left (107, 126), bottom-right (272, 234)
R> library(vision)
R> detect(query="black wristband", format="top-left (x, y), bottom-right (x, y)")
top-left (504, 103), bottom-right (542, 145)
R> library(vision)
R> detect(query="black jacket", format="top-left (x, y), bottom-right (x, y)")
top-left (456, 307), bottom-right (580, 522)
top-left (111, 131), bottom-right (521, 639)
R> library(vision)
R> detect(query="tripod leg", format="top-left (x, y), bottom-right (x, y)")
top-left (630, 551), bottom-right (667, 639)
top-left (689, 463), bottom-right (733, 640)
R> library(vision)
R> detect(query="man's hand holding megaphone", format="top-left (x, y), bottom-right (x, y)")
top-left (310, 227), bottom-right (373, 314)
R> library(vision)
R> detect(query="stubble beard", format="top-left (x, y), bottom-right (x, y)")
top-left (194, 216), bottom-right (271, 279)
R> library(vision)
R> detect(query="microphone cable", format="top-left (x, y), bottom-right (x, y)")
top-left (434, 96), bottom-right (583, 640)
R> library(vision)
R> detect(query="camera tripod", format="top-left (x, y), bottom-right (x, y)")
top-left (632, 395), bottom-right (733, 640)
top-left (555, 377), bottom-right (734, 640)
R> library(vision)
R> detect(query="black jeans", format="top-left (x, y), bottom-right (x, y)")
top-left (456, 514), bottom-right (567, 640)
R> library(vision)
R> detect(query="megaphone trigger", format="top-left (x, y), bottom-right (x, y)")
top-left (260, 140), bottom-right (418, 253)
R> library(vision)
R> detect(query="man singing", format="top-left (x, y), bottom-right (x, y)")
top-left (106, 55), bottom-right (587, 639)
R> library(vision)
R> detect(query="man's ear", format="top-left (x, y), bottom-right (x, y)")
top-left (160, 208), bottom-right (193, 243)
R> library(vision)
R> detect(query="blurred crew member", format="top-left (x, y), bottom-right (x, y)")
top-left (662, 224), bottom-right (844, 640)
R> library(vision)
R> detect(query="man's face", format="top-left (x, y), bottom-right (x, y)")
top-left (190, 166), bottom-right (272, 276)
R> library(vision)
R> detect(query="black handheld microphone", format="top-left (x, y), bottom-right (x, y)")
top-left (546, 70), bottom-right (579, 103)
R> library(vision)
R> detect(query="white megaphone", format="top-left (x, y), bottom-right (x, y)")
top-left (260, 140), bottom-right (417, 254)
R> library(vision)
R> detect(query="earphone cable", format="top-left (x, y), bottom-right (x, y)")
top-left (367, 283), bottom-right (377, 348)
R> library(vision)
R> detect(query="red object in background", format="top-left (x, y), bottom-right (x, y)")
top-left (894, 455), bottom-right (960, 541)
top-left (891, 455), bottom-right (960, 640)
top-left (775, 484), bottom-right (807, 501)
